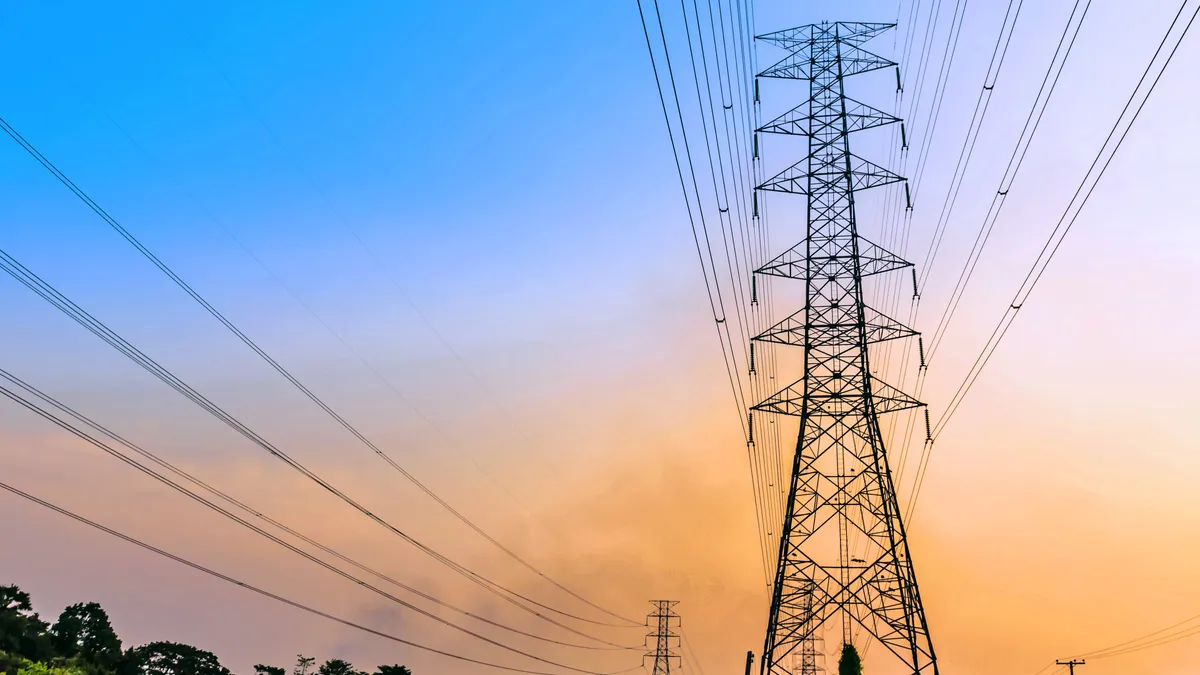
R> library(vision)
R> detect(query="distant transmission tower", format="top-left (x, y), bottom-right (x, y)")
top-left (644, 600), bottom-right (681, 675)
top-left (790, 582), bottom-right (825, 675)
top-left (750, 21), bottom-right (938, 675)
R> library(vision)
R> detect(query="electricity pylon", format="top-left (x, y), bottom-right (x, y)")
top-left (791, 582), bottom-right (826, 675)
top-left (750, 21), bottom-right (938, 675)
top-left (644, 600), bottom-right (681, 675)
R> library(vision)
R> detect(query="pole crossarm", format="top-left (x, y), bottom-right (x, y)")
top-left (758, 96), bottom-right (901, 136)
top-left (753, 305), bottom-right (918, 347)
top-left (757, 152), bottom-right (905, 195)
top-left (759, 42), bottom-right (896, 80)
top-left (754, 234), bottom-right (912, 281)
top-left (752, 377), bottom-right (924, 417)
top-left (750, 19), bottom-right (939, 675)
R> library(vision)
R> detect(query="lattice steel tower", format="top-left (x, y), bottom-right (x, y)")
top-left (644, 600), bottom-right (681, 675)
top-left (750, 21), bottom-right (938, 675)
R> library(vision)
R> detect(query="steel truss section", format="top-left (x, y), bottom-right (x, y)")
top-left (751, 21), bottom-right (939, 675)
top-left (644, 601), bottom-right (681, 675)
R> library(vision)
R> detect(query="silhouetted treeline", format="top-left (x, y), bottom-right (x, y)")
top-left (1, 584), bottom-right (411, 675)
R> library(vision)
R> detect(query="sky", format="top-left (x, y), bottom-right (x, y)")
top-left (0, 1), bottom-right (1198, 674)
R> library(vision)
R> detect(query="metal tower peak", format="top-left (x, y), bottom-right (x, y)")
top-left (756, 22), bottom-right (897, 51)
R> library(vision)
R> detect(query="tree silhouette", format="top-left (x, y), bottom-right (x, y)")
top-left (375, 666), bottom-right (411, 675)
top-left (293, 655), bottom-right (316, 675)
top-left (123, 641), bottom-right (231, 675)
top-left (0, 584), bottom-right (54, 662)
top-left (317, 659), bottom-right (358, 675)
top-left (838, 643), bottom-right (863, 675)
top-left (255, 666), bottom-right (286, 675)
top-left (51, 602), bottom-right (123, 669)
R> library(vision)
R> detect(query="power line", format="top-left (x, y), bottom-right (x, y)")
top-left (0, 244), bottom-right (629, 635)
top-left (744, 0), bottom-right (789, 547)
top-left (680, 0), bottom-right (754, 370)
top-left (908, 0), bottom-right (1200, 519)
top-left (931, 0), bottom-right (1199, 439)
top-left (678, 632), bottom-right (709, 675)
top-left (1074, 610), bottom-right (1200, 659)
top-left (138, 4), bottom-right (638, 623)
top-left (909, 0), bottom-right (971, 204)
top-left (636, 0), bottom-right (750, 430)
top-left (925, 0), bottom-right (1093, 363)
top-left (700, 0), bottom-right (787, 557)
top-left (0, 366), bottom-right (635, 654)
top-left (889, 0), bottom-right (1082, 518)
top-left (0, 114), bottom-right (639, 629)
top-left (92, 110), bottom-right (541, 524)
top-left (691, 0), bottom-right (781, 544)
top-left (677, 0), bottom-right (782, 552)
top-left (152, 0), bottom-right (580, 501)
top-left (915, 0), bottom-right (1024, 291)
top-left (635, 0), bottom-right (773, 584)
top-left (0, 480), bottom-right (641, 675)
top-left (879, 0), bottom-right (1029, 519)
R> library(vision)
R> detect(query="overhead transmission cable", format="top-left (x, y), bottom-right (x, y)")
top-left (1073, 610), bottom-right (1200, 659)
top-left (909, 0), bottom-right (971, 203)
top-left (703, 0), bottom-right (785, 559)
top-left (908, 0), bottom-right (1200, 520)
top-left (679, 0), bottom-right (754, 370)
top-left (870, 0), bottom-right (993, 494)
top-left (915, 0), bottom-right (1024, 290)
top-left (697, 0), bottom-right (781, 545)
top-left (0, 481), bottom-right (642, 675)
top-left (882, 0), bottom-right (1033, 499)
top-left (635, 0), bottom-right (774, 585)
top-left (930, 0), bottom-right (1199, 440)
top-left (635, 0), bottom-right (749, 432)
top-left (924, 0), bottom-right (1093, 362)
top-left (886, 0), bottom-right (1024, 491)
top-left (735, 0), bottom-right (786, 576)
top-left (0, 115), bottom-right (639, 629)
top-left (742, 0), bottom-right (787, 575)
top-left (870, 0), bottom-right (972, 450)
top-left (0, 245), bottom-right (627, 637)
top-left (0, 367), bottom-right (635, 654)
top-left (91, 111), bottom-right (538, 523)
top-left (678, 631), bottom-right (709, 675)
top-left (741, 0), bottom-right (789, 576)
top-left (154, 0), bottom-right (577, 492)
top-left (678, 0), bottom-right (782, 546)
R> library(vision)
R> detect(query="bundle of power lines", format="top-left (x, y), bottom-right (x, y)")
top-left (0, 27), bottom-right (661, 675)
top-left (641, 0), bottom-right (1200, 665)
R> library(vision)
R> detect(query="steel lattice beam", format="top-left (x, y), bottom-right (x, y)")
top-left (751, 21), bottom-right (939, 675)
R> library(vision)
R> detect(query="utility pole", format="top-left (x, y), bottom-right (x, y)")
top-left (1056, 659), bottom-right (1085, 675)
top-left (644, 601), bottom-right (681, 675)
top-left (745, 651), bottom-right (755, 675)
top-left (750, 20), bottom-right (938, 675)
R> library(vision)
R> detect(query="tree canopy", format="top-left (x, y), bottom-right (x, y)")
top-left (316, 660), bottom-right (356, 675)
top-left (121, 642), bottom-right (231, 675)
top-left (838, 643), bottom-right (863, 675)
top-left (0, 583), bottom-right (414, 675)
top-left (50, 603), bottom-right (122, 670)
top-left (0, 586), bottom-right (54, 664)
